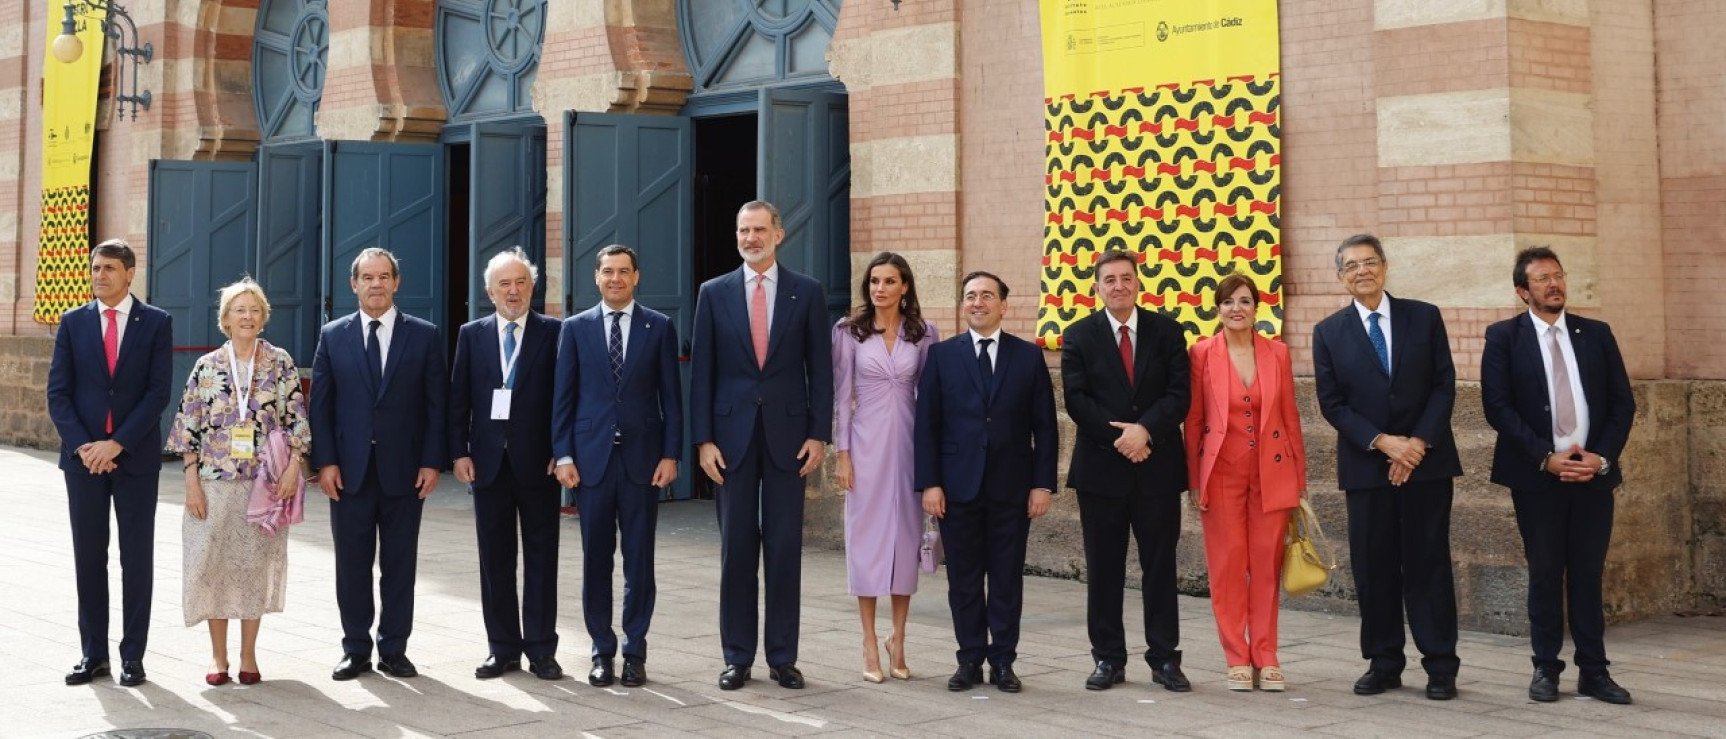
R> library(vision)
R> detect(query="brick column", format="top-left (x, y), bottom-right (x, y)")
top-left (318, 0), bottom-right (444, 142)
top-left (188, 0), bottom-right (262, 159)
top-left (0, 0), bottom-right (32, 334)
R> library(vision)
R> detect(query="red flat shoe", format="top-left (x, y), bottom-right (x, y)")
top-left (238, 671), bottom-right (261, 685)
top-left (205, 672), bottom-right (231, 686)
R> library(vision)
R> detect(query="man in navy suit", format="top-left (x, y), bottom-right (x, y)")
top-left (553, 244), bottom-right (682, 689)
top-left (449, 248), bottom-right (563, 681)
top-left (1312, 234), bottom-right (1464, 700)
top-left (916, 271), bottom-right (1058, 693)
top-left (311, 247), bottom-right (447, 681)
top-left (47, 239), bottom-right (173, 687)
top-left (691, 200), bottom-right (832, 691)
top-left (1482, 246), bottom-right (1635, 705)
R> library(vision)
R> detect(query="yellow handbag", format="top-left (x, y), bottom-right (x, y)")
top-left (1282, 498), bottom-right (1336, 597)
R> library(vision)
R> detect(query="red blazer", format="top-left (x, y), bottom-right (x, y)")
top-left (1184, 333), bottom-right (1307, 512)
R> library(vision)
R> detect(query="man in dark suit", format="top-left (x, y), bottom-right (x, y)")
top-left (1482, 246), bottom-right (1635, 705)
top-left (1312, 233), bottom-right (1464, 700)
top-left (449, 247), bottom-right (563, 681)
top-left (47, 239), bottom-right (173, 687)
top-left (1059, 250), bottom-right (1191, 692)
top-left (553, 244), bottom-right (682, 689)
top-left (311, 247), bottom-right (447, 681)
top-left (916, 271), bottom-right (1058, 693)
top-left (691, 200), bottom-right (832, 691)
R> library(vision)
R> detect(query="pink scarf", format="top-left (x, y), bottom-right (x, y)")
top-left (246, 428), bottom-right (304, 535)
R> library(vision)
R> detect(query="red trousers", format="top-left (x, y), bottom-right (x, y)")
top-left (1200, 449), bottom-right (1292, 668)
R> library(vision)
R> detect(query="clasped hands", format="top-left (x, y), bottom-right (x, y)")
top-left (1109, 421), bottom-right (1152, 463)
top-left (1545, 444), bottom-right (1604, 483)
top-left (1375, 434), bottom-right (1427, 486)
top-left (76, 440), bottom-right (123, 475)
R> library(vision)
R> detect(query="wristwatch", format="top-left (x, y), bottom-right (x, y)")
top-left (1598, 457), bottom-right (1611, 475)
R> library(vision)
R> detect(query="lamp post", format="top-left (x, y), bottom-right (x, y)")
top-left (51, 1), bottom-right (153, 121)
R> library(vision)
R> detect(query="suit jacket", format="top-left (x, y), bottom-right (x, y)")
top-left (689, 264), bottom-right (833, 471)
top-left (551, 303), bottom-right (683, 486)
top-left (914, 331), bottom-right (1058, 504)
top-left (447, 312), bottom-right (560, 488)
top-left (310, 310), bottom-right (447, 495)
top-left (1184, 333), bottom-right (1307, 511)
top-left (1060, 307), bottom-right (1190, 497)
top-left (1481, 312), bottom-right (1634, 492)
top-left (1311, 295), bottom-right (1463, 490)
top-left (46, 296), bottom-right (174, 474)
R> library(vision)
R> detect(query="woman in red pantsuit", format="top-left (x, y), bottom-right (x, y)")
top-left (1185, 273), bottom-right (1308, 692)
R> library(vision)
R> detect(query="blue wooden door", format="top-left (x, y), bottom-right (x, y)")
top-left (565, 110), bottom-right (694, 499)
top-left (147, 159), bottom-right (258, 435)
top-left (321, 141), bottom-right (446, 332)
top-left (759, 88), bottom-right (850, 322)
top-left (255, 141), bottom-right (322, 363)
top-left (469, 119), bottom-right (547, 317)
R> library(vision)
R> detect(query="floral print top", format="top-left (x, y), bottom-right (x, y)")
top-left (166, 339), bottom-right (312, 481)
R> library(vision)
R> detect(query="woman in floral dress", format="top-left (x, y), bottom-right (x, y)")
top-left (166, 279), bottom-right (310, 685)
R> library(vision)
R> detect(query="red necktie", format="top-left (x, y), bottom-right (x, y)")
top-left (751, 274), bottom-right (769, 369)
top-left (104, 308), bottom-right (118, 433)
top-left (1119, 324), bottom-right (1134, 386)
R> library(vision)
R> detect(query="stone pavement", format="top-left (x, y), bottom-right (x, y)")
top-left (0, 444), bottom-right (1722, 738)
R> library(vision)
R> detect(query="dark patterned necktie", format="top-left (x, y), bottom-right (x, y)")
top-left (609, 311), bottom-right (625, 386)
top-left (1368, 312), bottom-right (1389, 374)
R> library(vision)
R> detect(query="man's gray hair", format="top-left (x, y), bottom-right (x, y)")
top-left (350, 247), bottom-right (400, 280)
top-left (484, 246), bottom-right (539, 284)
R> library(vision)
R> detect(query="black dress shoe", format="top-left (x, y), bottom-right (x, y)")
top-left (620, 657), bottom-right (647, 687)
top-left (1086, 660), bottom-right (1125, 690)
top-left (118, 660), bottom-right (147, 687)
top-left (589, 657), bottom-right (616, 686)
top-left (947, 662), bottom-right (983, 691)
top-left (378, 653), bottom-right (418, 678)
top-left (1578, 672), bottom-right (1632, 705)
top-left (718, 664), bottom-right (751, 690)
top-left (1426, 675), bottom-right (1458, 700)
top-left (332, 654), bottom-right (372, 681)
top-left (989, 663), bottom-right (1022, 693)
top-left (529, 656), bottom-right (563, 680)
top-left (1150, 662), bottom-right (1191, 692)
top-left (65, 658), bottom-right (110, 686)
top-left (1353, 669), bottom-right (1402, 695)
top-left (475, 655), bottom-right (521, 680)
top-left (1528, 667), bottom-right (1560, 702)
top-left (769, 663), bottom-right (805, 689)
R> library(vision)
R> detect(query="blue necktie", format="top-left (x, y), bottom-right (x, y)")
top-left (977, 338), bottom-right (995, 393)
top-left (503, 322), bottom-right (518, 389)
top-left (366, 319), bottom-right (384, 395)
top-left (608, 311), bottom-right (625, 387)
top-left (1368, 312), bottom-right (1389, 375)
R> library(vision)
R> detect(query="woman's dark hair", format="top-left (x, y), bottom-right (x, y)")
top-left (844, 252), bottom-right (927, 344)
top-left (1213, 272), bottom-right (1259, 308)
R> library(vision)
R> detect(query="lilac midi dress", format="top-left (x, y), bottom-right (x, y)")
top-left (833, 320), bottom-right (938, 597)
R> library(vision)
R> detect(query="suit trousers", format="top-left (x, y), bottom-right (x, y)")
top-left (475, 450), bottom-right (561, 661)
top-left (65, 466), bottom-right (157, 662)
top-left (575, 445), bottom-right (659, 660)
top-left (1198, 457), bottom-right (1289, 669)
top-left (1512, 483), bottom-right (1614, 675)
top-left (1345, 477), bottom-right (1460, 677)
top-left (940, 467), bottom-right (1032, 669)
top-left (715, 417), bottom-right (805, 667)
top-left (1078, 488), bottom-right (1183, 667)
top-left (330, 456), bottom-right (425, 658)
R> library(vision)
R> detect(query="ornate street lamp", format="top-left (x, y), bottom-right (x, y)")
top-left (50, 1), bottom-right (153, 121)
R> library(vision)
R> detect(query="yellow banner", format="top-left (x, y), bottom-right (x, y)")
top-left (33, 2), bottom-right (107, 325)
top-left (1037, 0), bottom-right (1283, 349)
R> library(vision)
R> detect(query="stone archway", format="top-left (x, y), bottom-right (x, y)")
top-left (191, 0), bottom-right (265, 159)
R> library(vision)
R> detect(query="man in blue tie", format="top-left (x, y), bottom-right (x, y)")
top-left (449, 248), bottom-right (564, 680)
top-left (47, 239), bottom-right (173, 687)
top-left (552, 244), bottom-right (681, 688)
top-left (1311, 234), bottom-right (1464, 700)
top-left (311, 247), bottom-right (447, 681)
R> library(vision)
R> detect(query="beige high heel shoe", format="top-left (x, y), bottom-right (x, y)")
top-left (884, 634), bottom-right (911, 680)
top-left (863, 637), bottom-right (885, 684)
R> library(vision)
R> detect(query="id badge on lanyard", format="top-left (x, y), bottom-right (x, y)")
top-left (227, 342), bottom-right (258, 460)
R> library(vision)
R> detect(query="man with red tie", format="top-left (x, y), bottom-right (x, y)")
top-left (47, 239), bottom-right (175, 687)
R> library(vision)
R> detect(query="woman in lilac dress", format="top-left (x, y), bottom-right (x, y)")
top-left (834, 252), bottom-right (938, 684)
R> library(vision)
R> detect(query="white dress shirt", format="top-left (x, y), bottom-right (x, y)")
top-left (744, 263), bottom-right (779, 330)
top-left (969, 328), bottom-right (1001, 367)
top-left (362, 307), bottom-right (399, 375)
top-left (600, 300), bottom-right (637, 361)
top-left (95, 294), bottom-right (135, 350)
top-left (1352, 297), bottom-right (1392, 369)
top-left (1105, 307), bottom-right (1138, 348)
top-left (1529, 310), bottom-right (1591, 453)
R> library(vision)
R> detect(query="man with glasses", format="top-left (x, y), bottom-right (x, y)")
top-left (1311, 234), bottom-right (1464, 700)
top-left (1481, 247), bottom-right (1635, 705)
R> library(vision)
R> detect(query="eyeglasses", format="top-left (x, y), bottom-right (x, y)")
top-left (1339, 258), bottom-right (1383, 274)
top-left (1527, 272), bottom-right (1566, 286)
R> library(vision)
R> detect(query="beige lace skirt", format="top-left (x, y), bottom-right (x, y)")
top-left (182, 477), bottom-right (289, 624)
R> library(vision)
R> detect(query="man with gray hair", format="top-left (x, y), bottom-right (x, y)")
top-left (450, 247), bottom-right (565, 680)
top-left (311, 247), bottom-right (447, 681)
